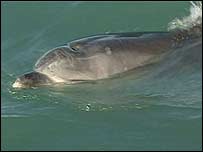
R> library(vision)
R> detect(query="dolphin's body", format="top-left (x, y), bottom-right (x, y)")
top-left (12, 30), bottom-right (200, 88)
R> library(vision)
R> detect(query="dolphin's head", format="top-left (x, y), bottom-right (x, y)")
top-left (12, 71), bottom-right (53, 88)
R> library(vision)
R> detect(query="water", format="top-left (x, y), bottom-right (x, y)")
top-left (1, 1), bottom-right (202, 151)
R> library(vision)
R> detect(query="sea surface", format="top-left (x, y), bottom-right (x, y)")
top-left (1, 1), bottom-right (202, 151)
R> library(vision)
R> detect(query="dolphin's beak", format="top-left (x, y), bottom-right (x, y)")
top-left (12, 79), bottom-right (23, 88)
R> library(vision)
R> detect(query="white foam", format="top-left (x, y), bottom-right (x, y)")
top-left (168, 1), bottom-right (202, 31)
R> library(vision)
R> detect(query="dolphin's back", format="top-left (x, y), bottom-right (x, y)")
top-left (69, 32), bottom-right (173, 56)
top-left (66, 32), bottom-right (174, 79)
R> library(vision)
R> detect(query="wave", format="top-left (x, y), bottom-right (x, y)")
top-left (1, 114), bottom-right (29, 118)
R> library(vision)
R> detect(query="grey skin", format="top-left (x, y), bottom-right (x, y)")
top-left (12, 31), bottom-right (194, 88)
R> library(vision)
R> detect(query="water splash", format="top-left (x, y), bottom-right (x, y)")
top-left (168, 1), bottom-right (202, 31)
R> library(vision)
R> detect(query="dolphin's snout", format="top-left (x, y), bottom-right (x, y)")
top-left (12, 79), bottom-right (23, 88)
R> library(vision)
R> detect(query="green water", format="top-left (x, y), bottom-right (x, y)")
top-left (1, 1), bottom-right (202, 151)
